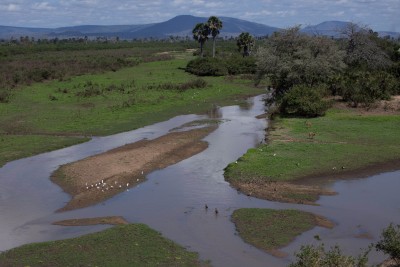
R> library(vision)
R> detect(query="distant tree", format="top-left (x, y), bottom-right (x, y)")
top-left (237, 32), bottom-right (255, 57)
top-left (192, 23), bottom-right (210, 57)
top-left (340, 22), bottom-right (391, 70)
top-left (256, 26), bottom-right (346, 97)
top-left (207, 16), bottom-right (223, 58)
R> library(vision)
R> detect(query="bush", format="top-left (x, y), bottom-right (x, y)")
top-left (225, 55), bottom-right (256, 75)
top-left (0, 88), bottom-right (11, 103)
top-left (338, 71), bottom-right (399, 107)
top-left (186, 57), bottom-right (228, 76)
top-left (289, 244), bottom-right (369, 267)
top-left (279, 84), bottom-right (330, 117)
top-left (376, 223), bottom-right (400, 265)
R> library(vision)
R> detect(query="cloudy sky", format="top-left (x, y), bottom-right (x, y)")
top-left (0, 0), bottom-right (398, 32)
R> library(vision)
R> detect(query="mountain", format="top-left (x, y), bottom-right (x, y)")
top-left (0, 16), bottom-right (398, 40)
top-left (0, 15), bottom-right (279, 40)
top-left (301, 21), bottom-right (400, 39)
top-left (301, 21), bottom-right (350, 37)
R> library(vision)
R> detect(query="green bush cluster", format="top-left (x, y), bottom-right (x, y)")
top-left (289, 223), bottom-right (400, 267)
top-left (186, 56), bottom-right (256, 76)
top-left (338, 71), bottom-right (399, 107)
top-left (0, 88), bottom-right (11, 103)
top-left (289, 244), bottom-right (370, 267)
top-left (376, 223), bottom-right (400, 265)
top-left (279, 84), bottom-right (331, 117)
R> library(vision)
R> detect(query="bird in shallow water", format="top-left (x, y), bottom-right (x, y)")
top-left (215, 208), bottom-right (219, 215)
top-left (205, 204), bottom-right (208, 210)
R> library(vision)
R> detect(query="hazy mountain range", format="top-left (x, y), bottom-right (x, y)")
top-left (0, 15), bottom-right (399, 40)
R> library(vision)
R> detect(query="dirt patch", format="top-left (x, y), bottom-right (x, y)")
top-left (52, 126), bottom-right (216, 212)
top-left (53, 216), bottom-right (128, 226)
top-left (380, 259), bottom-right (400, 267)
top-left (232, 180), bottom-right (336, 205)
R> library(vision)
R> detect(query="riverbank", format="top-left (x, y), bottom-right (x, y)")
top-left (225, 99), bottom-right (400, 204)
top-left (52, 125), bottom-right (217, 211)
top-left (0, 50), bottom-right (263, 168)
top-left (0, 224), bottom-right (209, 267)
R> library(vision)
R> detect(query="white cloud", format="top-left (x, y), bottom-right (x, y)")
top-left (32, 2), bottom-right (55, 10)
top-left (0, 3), bottom-right (21, 11)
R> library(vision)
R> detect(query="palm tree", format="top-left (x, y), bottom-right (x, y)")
top-left (237, 32), bottom-right (255, 57)
top-left (192, 23), bottom-right (210, 57)
top-left (207, 16), bottom-right (223, 58)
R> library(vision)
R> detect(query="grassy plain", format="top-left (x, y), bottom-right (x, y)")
top-left (0, 49), bottom-right (262, 167)
top-left (225, 108), bottom-right (400, 203)
top-left (0, 224), bottom-right (208, 267)
top-left (231, 209), bottom-right (333, 256)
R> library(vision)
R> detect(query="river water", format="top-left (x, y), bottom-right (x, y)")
top-left (0, 95), bottom-right (399, 267)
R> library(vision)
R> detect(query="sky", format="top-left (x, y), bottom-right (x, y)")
top-left (0, 0), bottom-right (399, 32)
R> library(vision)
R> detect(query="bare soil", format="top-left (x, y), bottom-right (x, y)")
top-left (52, 126), bottom-right (216, 212)
top-left (53, 216), bottom-right (128, 226)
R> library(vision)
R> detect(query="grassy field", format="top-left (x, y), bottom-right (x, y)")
top-left (231, 209), bottom-right (329, 256)
top-left (0, 224), bottom-right (209, 267)
top-left (225, 108), bottom-right (400, 183)
top-left (0, 51), bottom-right (262, 167)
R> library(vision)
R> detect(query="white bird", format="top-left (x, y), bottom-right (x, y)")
top-left (273, 153), bottom-right (276, 156)
top-left (119, 185), bottom-right (122, 188)
top-left (137, 179), bottom-right (139, 182)
top-left (91, 184), bottom-right (94, 187)
top-left (111, 185), bottom-right (113, 188)
top-left (141, 170), bottom-right (144, 175)
top-left (97, 186), bottom-right (100, 189)
top-left (86, 186), bottom-right (89, 190)
top-left (235, 161), bottom-right (238, 164)
top-left (101, 180), bottom-right (103, 184)
top-left (126, 183), bottom-right (129, 187)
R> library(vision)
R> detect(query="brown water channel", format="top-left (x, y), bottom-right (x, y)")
top-left (0, 95), bottom-right (399, 267)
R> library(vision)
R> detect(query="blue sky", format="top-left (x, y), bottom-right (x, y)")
top-left (0, 0), bottom-right (399, 32)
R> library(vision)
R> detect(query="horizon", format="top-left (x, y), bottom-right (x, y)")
top-left (0, 14), bottom-right (398, 34)
top-left (0, 1), bottom-right (398, 32)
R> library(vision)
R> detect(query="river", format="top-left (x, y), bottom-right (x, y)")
top-left (0, 95), bottom-right (399, 266)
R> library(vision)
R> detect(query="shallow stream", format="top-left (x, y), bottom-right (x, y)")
top-left (0, 95), bottom-right (399, 267)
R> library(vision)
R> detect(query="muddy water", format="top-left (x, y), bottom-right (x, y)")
top-left (1, 95), bottom-right (399, 267)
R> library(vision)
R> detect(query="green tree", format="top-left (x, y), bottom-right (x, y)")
top-left (192, 22), bottom-right (210, 57)
top-left (207, 16), bottom-right (223, 58)
top-left (375, 223), bottom-right (400, 265)
top-left (341, 23), bottom-right (391, 70)
top-left (237, 32), bottom-right (255, 57)
top-left (256, 26), bottom-right (346, 97)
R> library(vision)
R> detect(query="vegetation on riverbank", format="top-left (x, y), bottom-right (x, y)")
top-left (225, 105), bottom-right (400, 204)
top-left (0, 46), bottom-right (262, 167)
top-left (231, 208), bottom-right (333, 257)
top-left (0, 224), bottom-right (209, 267)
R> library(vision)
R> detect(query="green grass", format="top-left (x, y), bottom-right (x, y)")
top-left (231, 209), bottom-right (317, 251)
top-left (0, 224), bottom-right (209, 267)
top-left (0, 135), bottom-right (89, 167)
top-left (225, 108), bottom-right (400, 183)
top-left (0, 53), bottom-right (262, 167)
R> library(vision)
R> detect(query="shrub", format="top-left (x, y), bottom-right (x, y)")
top-left (0, 88), bottom-right (11, 103)
top-left (225, 55), bottom-right (256, 75)
top-left (279, 84), bottom-right (330, 117)
top-left (289, 244), bottom-right (369, 267)
top-left (375, 223), bottom-right (400, 265)
top-left (338, 71), bottom-right (398, 107)
top-left (186, 57), bottom-right (228, 76)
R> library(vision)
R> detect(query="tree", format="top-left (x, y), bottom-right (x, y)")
top-left (256, 26), bottom-right (346, 97)
top-left (375, 223), bottom-right (400, 265)
top-left (192, 23), bottom-right (210, 57)
top-left (237, 32), bottom-right (255, 57)
top-left (340, 22), bottom-right (391, 70)
top-left (207, 16), bottom-right (223, 58)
